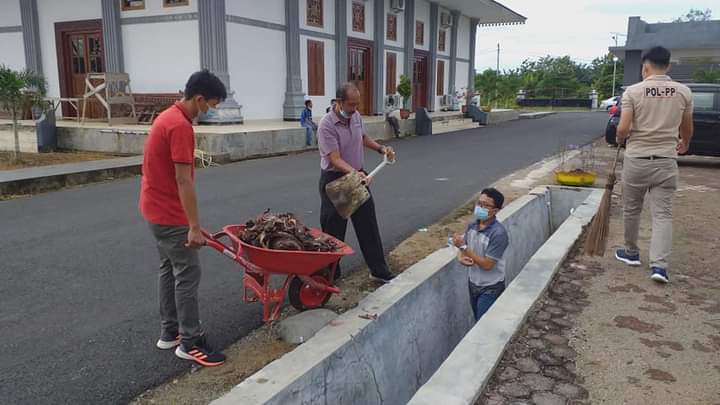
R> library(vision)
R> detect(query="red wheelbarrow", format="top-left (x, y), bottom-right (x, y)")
top-left (202, 225), bottom-right (353, 322)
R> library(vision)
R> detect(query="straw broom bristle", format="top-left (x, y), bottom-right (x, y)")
top-left (584, 148), bottom-right (621, 256)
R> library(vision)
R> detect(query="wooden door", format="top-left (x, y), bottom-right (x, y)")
top-left (347, 40), bottom-right (373, 115)
top-left (56, 20), bottom-right (105, 118)
top-left (412, 51), bottom-right (428, 111)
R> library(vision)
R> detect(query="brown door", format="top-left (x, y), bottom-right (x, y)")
top-left (55, 20), bottom-right (105, 118)
top-left (412, 51), bottom-right (428, 111)
top-left (347, 40), bottom-right (373, 115)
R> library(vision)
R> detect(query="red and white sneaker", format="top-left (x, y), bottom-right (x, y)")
top-left (175, 336), bottom-right (226, 367)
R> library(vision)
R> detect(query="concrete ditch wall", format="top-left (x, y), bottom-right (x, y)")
top-left (409, 187), bottom-right (601, 405)
top-left (213, 186), bottom-right (601, 405)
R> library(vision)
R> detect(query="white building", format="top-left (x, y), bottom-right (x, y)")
top-left (0, 0), bottom-right (525, 122)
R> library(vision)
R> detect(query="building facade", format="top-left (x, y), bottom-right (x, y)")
top-left (0, 0), bottom-right (525, 121)
top-left (611, 16), bottom-right (720, 86)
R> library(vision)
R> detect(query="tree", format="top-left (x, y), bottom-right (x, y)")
top-left (591, 54), bottom-right (624, 99)
top-left (693, 68), bottom-right (720, 83)
top-left (397, 74), bottom-right (412, 109)
top-left (531, 56), bottom-right (581, 98)
top-left (673, 8), bottom-right (712, 22)
top-left (0, 66), bottom-right (47, 162)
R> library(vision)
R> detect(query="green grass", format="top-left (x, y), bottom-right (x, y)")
top-left (516, 106), bottom-right (599, 113)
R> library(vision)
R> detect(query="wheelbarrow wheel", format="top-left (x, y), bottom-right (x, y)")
top-left (288, 274), bottom-right (333, 311)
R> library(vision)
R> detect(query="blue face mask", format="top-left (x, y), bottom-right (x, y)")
top-left (474, 205), bottom-right (490, 221)
top-left (205, 106), bottom-right (218, 118)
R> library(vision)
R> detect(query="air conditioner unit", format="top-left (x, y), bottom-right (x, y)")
top-left (385, 94), bottom-right (401, 108)
top-left (390, 0), bottom-right (405, 13)
top-left (440, 12), bottom-right (452, 28)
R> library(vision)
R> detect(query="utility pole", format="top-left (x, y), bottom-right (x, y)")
top-left (610, 33), bottom-right (626, 97)
top-left (494, 43), bottom-right (500, 108)
top-left (611, 35), bottom-right (619, 97)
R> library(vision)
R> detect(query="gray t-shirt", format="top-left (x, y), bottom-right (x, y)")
top-left (458, 219), bottom-right (509, 287)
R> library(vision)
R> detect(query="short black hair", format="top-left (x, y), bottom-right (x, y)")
top-left (481, 187), bottom-right (504, 209)
top-left (183, 69), bottom-right (227, 102)
top-left (330, 98), bottom-right (336, 103)
top-left (305, 99), bottom-right (312, 107)
top-left (336, 82), bottom-right (359, 101)
top-left (641, 46), bottom-right (671, 68)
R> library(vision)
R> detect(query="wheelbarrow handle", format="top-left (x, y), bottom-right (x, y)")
top-left (201, 229), bottom-right (238, 259)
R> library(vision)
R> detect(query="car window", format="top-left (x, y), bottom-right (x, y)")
top-left (692, 92), bottom-right (716, 112)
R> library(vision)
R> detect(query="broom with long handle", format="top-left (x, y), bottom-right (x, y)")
top-left (584, 146), bottom-right (622, 256)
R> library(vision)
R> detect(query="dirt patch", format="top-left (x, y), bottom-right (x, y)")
top-left (692, 340), bottom-right (715, 353)
top-left (638, 338), bottom-right (684, 351)
top-left (644, 368), bottom-right (676, 383)
top-left (638, 294), bottom-right (677, 314)
top-left (613, 315), bottom-right (663, 334)
top-left (0, 150), bottom-right (123, 170)
top-left (608, 283), bottom-right (646, 293)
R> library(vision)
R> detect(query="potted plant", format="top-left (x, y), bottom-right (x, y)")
top-left (397, 74), bottom-right (412, 119)
top-left (0, 65), bottom-right (48, 161)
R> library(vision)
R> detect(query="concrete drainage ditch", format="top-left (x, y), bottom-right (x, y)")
top-left (212, 185), bottom-right (603, 405)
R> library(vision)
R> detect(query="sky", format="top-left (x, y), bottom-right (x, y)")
top-left (474, 0), bottom-right (717, 71)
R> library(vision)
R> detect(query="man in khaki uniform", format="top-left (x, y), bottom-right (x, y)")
top-left (614, 46), bottom-right (694, 284)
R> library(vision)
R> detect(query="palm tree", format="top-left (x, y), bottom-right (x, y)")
top-left (0, 65), bottom-right (47, 163)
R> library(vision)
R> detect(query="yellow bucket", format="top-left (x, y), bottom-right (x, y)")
top-left (554, 170), bottom-right (596, 187)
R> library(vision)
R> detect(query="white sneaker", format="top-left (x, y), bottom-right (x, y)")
top-left (156, 335), bottom-right (181, 350)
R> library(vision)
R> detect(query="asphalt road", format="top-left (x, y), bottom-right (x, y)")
top-left (0, 112), bottom-right (607, 404)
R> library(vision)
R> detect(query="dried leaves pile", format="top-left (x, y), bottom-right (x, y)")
top-left (238, 210), bottom-right (339, 252)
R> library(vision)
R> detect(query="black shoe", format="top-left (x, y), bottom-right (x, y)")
top-left (175, 335), bottom-right (225, 367)
top-left (369, 272), bottom-right (395, 284)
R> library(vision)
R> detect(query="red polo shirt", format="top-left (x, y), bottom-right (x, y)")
top-left (139, 101), bottom-right (195, 225)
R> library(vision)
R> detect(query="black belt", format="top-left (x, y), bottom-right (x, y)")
top-left (635, 155), bottom-right (672, 160)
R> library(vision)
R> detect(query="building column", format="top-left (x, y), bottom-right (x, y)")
top-left (19, 0), bottom-right (42, 75)
top-left (403, 0), bottom-right (415, 106)
top-left (623, 50), bottom-right (642, 86)
top-left (468, 18), bottom-right (478, 101)
top-left (101, 0), bottom-right (124, 73)
top-left (373, 0), bottom-right (385, 115)
top-left (198, 0), bottom-right (243, 123)
top-left (427, 2), bottom-right (438, 111)
top-left (283, 0), bottom-right (306, 121)
top-left (448, 10), bottom-right (460, 98)
top-left (335, 0), bottom-right (348, 91)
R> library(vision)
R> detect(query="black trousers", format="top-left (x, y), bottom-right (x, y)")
top-left (319, 170), bottom-right (391, 278)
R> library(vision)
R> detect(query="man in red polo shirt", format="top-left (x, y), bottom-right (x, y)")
top-left (140, 69), bottom-right (226, 367)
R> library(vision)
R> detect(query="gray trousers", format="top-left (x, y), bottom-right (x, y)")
top-left (149, 223), bottom-right (203, 345)
top-left (621, 157), bottom-right (678, 269)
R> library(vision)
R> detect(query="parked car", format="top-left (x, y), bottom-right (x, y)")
top-left (599, 96), bottom-right (620, 110)
top-left (686, 83), bottom-right (720, 157)
top-left (604, 83), bottom-right (720, 156)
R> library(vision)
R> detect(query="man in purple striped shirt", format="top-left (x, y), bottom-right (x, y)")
top-left (317, 83), bottom-right (396, 283)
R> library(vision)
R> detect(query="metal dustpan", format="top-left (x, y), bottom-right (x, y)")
top-left (325, 155), bottom-right (395, 219)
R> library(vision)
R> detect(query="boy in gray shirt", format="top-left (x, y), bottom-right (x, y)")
top-left (452, 188), bottom-right (509, 320)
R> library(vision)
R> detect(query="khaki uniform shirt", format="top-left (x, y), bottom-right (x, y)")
top-left (621, 75), bottom-right (693, 158)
